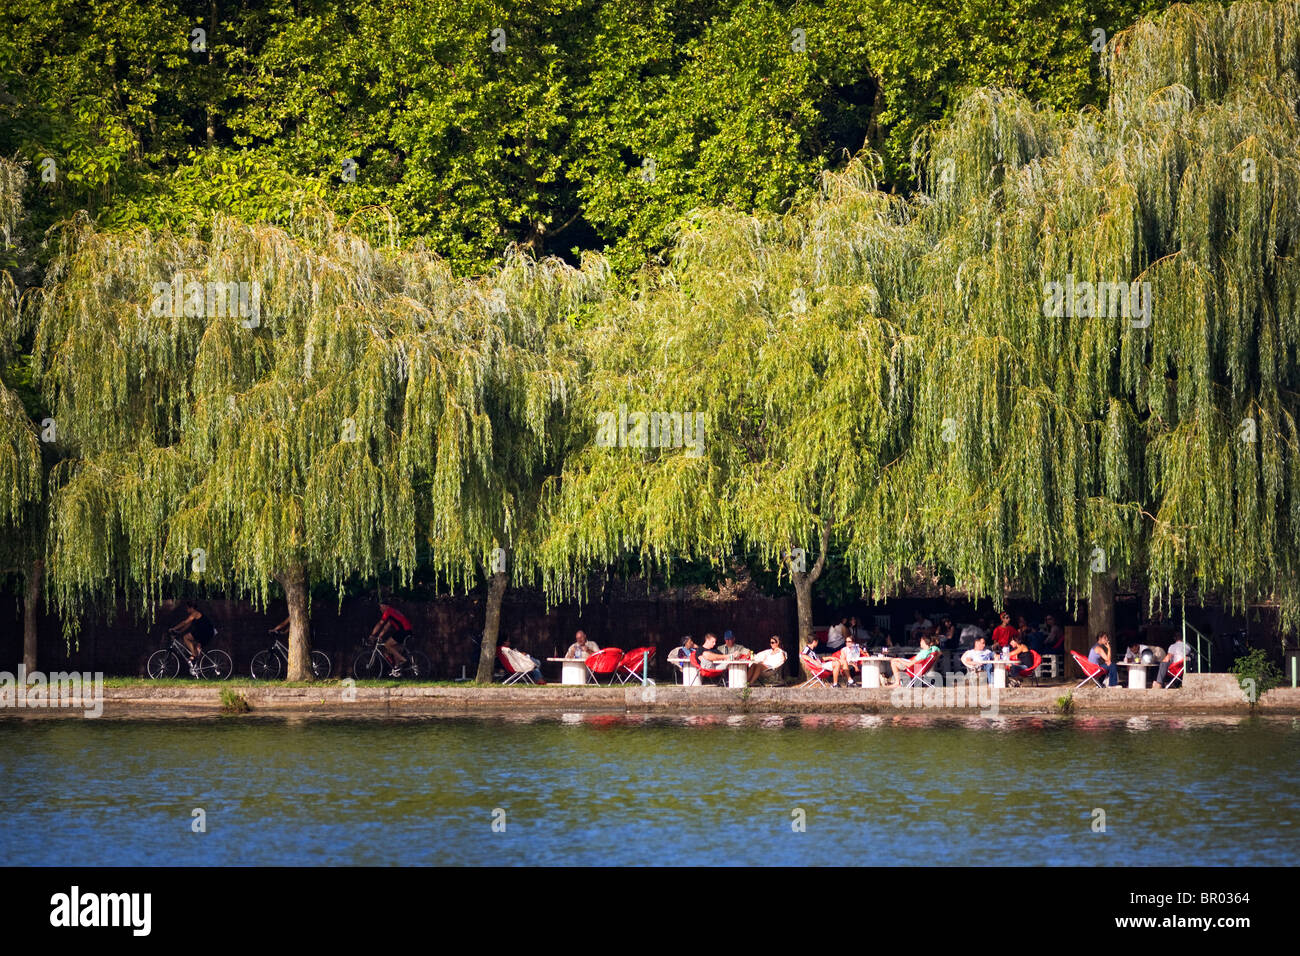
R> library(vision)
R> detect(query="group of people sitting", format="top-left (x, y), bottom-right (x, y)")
top-left (958, 635), bottom-right (1038, 686)
top-left (1083, 632), bottom-right (1192, 688)
top-left (800, 631), bottom-right (942, 687)
top-left (679, 631), bottom-right (788, 684)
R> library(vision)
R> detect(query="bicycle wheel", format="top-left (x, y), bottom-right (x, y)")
top-left (147, 649), bottom-right (179, 679)
top-left (404, 651), bottom-right (433, 680)
top-left (310, 650), bottom-right (333, 680)
top-left (198, 649), bottom-right (233, 681)
top-left (352, 649), bottom-right (385, 680)
top-left (250, 649), bottom-right (281, 681)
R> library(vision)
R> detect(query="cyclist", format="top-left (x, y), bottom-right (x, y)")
top-left (270, 616), bottom-right (290, 635)
top-left (370, 603), bottom-right (413, 676)
top-left (169, 600), bottom-right (215, 675)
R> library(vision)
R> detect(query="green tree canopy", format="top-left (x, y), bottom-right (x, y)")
top-left (31, 208), bottom-right (604, 676)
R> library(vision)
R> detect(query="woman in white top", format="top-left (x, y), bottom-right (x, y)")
top-left (747, 636), bottom-right (787, 685)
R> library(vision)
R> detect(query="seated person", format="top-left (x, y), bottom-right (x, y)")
top-left (747, 636), bottom-right (787, 685)
top-left (884, 635), bottom-right (939, 685)
top-left (498, 636), bottom-right (545, 683)
top-left (1154, 638), bottom-right (1191, 689)
top-left (1008, 636), bottom-right (1036, 685)
top-left (936, 617), bottom-right (958, 650)
top-left (1041, 614), bottom-right (1065, 652)
top-left (1122, 642), bottom-right (1164, 664)
top-left (870, 625), bottom-right (894, 651)
top-left (720, 630), bottom-right (751, 659)
top-left (961, 637), bottom-right (995, 684)
top-left (801, 634), bottom-right (848, 686)
top-left (1088, 632), bottom-right (1121, 687)
top-left (850, 616), bottom-right (870, 645)
top-left (825, 617), bottom-right (849, 653)
top-left (833, 633), bottom-right (866, 685)
top-left (697, 633), bottom-right (728, 666)
top-left (565, 630), bottom-right (600, 659)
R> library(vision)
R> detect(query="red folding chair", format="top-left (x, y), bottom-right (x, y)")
top-left (903, 652), bottom-right (940, 688)
top-left (497, 649), bottom-right (534, 685)
top-left (1011, 650), bottom-right (1042, 686)
top-left (584, 647), bottom-right (623, 685)
top-left (798, 650), bottom-right (836, 688)
top-left (616, 647), bottom-right (656, 685)
top-left (1071, 650), bottom-right (1106, 688)
top-left (1164, 657), bottom-right (1185, 688)
top-left (691, 650), bottom-right (727, 685)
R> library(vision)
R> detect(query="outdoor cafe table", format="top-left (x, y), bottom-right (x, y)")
top-left (547, 657), bottom-right (588, 686)
top-left (1117, 661), bottom-right (1154, 690)
top-left (725, 657), bottom-right (754, 688)
top-left (986, 658), bottom-right (1013, 688)
top-left (855, 655), bottom-right (893, 688)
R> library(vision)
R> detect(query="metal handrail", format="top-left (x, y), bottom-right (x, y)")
top-left (1182, 618), bottom-right (1212, 673)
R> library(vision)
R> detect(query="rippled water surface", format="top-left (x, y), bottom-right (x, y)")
top-left (3, 713), bottom-right (1298, 865)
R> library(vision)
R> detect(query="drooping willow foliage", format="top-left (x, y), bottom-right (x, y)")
top-left (542, 1), bottom-right (1300, 624)
top-left (0, 158), bottom-right (43, 558)
top-left (32, 208), bottom-right (605, 629)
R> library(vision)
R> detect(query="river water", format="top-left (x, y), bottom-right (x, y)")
top-left (3, 713), bottom-right (1297, 866)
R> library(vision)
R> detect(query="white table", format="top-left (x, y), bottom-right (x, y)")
top-left (680, 663), bottom-right (701, 687)
top-left (726, 658), bottom-right (753, 689)
top-left (547, 657), bottom-right (588, 686)
top-left (1118, 661), bottom-right (1153, 689)
top-left (857, 656), bottom-right (891, 688)
top-left (987, 659), bottom-right (1012, 688)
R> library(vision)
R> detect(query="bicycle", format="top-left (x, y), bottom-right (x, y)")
top-left (147, 632), bottom-right (233, 681)
top-left (250, 633), bottom-right (332, 680)
top-left (352, 634), bottom-right (432, 679)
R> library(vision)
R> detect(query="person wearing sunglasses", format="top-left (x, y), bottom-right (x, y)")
top-left (747, 636), bottom-right (787, 685)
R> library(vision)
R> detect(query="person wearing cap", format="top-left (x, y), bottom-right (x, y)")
top-left (721, 630), bottom-right (751, 659)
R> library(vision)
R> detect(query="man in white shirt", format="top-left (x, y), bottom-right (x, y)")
top-left (1154, 638), bottom-right (1191, 688)
top-left (565, 630), bottom-right (600, 659)
top-left (961, 637), bottom-right (995, 684)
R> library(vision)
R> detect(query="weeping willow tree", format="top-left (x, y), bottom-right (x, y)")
top-left (0, 158), bottom-right (46, 669)
top-left (542, 1), bottom-right (1300, 638)
top-left (894, 0), bottom-right (1300, 628)
top-left (32, 208), bottom-right (602, 679)
top-left (539, 159), bottom-right (926, 648)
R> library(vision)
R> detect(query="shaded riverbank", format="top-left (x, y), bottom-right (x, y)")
top-left (5, 674), bottom-right (1299, 718)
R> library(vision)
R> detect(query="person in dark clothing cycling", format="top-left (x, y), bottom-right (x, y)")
top-left (170, 600), bottom-right (215, 674)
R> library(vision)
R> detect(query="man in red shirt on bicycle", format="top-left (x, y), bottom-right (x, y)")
top-left (370, 603), bottom-right (413, 676)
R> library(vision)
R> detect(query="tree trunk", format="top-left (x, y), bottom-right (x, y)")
top-left (277, 563), bottom-right (313, 681)
top-left (793, 577), bottom-right (813, 652)
top-left (1089, 569), bottom-right (1117, 642)
top-left (475, 570), bottom-right (508, 684)
top-left (23, 558), bottom-right (42, 672)
top-left (790, 520), bottom-right (832, 653)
